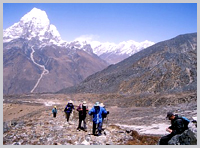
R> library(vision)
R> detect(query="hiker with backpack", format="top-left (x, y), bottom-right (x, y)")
top-left (88, 102), bottom-right (109, 136)
top-left (52, 106), bottom-right (57, 118)
top-left (77, 101), bottom-right (89, 132)
top-left (159, 112), bottom-right (190, 145)
top-left (64, 100), bottom-right (74, 122)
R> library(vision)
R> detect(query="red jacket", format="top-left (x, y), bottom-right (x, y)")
top-left (77, 104), bottom-right (88, 116)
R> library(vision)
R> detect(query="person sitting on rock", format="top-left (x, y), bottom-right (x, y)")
top-left (64, 100), bottom-right (74, 122)
top-left (77, 101), bottom-right (88, 132)
top-left (88, 102), bottom-right (109, 136)
top-left (52, 106), bottom-right (57, 118)
top-left (159, 112), bottom-right (187, 145)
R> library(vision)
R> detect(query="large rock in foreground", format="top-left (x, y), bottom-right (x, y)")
top-left (168, 122), bottom-right (197, 145)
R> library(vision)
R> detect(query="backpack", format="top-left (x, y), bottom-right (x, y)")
top-left (179, 116), bottom-right (190, 130)
top-left (52, 108), bottom-right (57, 114)
top-left (64, 103), bottom-right (74, 113)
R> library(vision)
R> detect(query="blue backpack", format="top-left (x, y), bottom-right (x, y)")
top-left (179, 116), bottom-right (190, 130)
top-left (52, 108), bottom-right (57, 114)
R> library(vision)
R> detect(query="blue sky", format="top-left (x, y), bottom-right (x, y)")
top-left (3, 3), bottom-right (197, 43)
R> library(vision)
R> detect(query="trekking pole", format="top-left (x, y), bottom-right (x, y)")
top-left (90, 115), bottom-right (93, 135)
top-left (104, 115), bottom-right (109, 135)
top-left (105, 114), bottom-right (109, 129)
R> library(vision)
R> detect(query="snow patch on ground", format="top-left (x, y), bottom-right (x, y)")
top-left (44, 101), bottom-right (60, 106)
top-left (116, 123), bottom-right (169, 136)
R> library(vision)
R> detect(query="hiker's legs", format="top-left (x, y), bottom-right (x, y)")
top-left (83, 116), bottom-right (87, 130)
top-left (53, 113), bottom-right (56, 118)
top-left (78, 116), bottom-right (83, 129)
top-left (159, 134), bottom-right (174, 145)
top-left (66, 112), bottom-right (70, 122)
top-left (97, 122), bottom-right (103, 136)
top-left (93, 122), bottom-right (97, 135)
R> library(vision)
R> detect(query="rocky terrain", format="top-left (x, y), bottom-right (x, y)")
top-left (3, 93), bottom-right (197, 145)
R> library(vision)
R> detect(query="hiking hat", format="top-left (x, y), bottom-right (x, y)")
top-left (94, 102), bottom-right (100, 107)
top-left (69, 100), bottom-right (73, 103)
top-left (100, 103), bottom-right (105, 107)
top-left (83, 101), bottom-right (87, 106)
top-left (54, 106), bottom-right (57, 109)
top-left (166, 112), bottom-right (174, 118)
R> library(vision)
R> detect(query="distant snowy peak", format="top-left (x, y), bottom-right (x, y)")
top-left (68, 39), bottom-right (155, 57)
top-left (3, 7), bottom-right (64, 46)
top-left (65, 40), bottom-right (93, 54)
top-left (88, 40), bottom-right (155, 56)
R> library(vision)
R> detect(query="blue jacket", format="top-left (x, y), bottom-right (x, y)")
top-left (52, 108), bottom-right (57, 114)
top-left (88, 106), bottom-right (108, 124)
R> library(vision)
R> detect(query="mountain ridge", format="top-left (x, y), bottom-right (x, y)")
top-left (58, 32), bottom-right (197, 96)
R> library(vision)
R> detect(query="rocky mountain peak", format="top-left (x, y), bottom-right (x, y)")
top-left (3, 7), bottom-right (63, 46)
top-left (20, 7), bottom-right (50, 27)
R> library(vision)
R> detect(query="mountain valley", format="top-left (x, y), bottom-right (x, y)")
top-left (3, 7), bottom-right (197, 145)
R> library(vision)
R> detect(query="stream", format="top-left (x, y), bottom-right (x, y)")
top-left (30, 46), bottom-right (49, 93)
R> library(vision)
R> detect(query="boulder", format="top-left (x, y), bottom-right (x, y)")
top-left (80, 140), bottom-right (90, 145)
top-left (12, 142), bottom-right (21, 145)
top-left (3, 122), bottom-right (10, 133)
top-left (168, 122), bottom-right (197, 145)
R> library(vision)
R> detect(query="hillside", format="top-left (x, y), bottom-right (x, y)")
top-left (59, 33), bottom-right (197, 98)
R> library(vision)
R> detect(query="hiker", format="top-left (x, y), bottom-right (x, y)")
top-left (77, 101), bottom-right (88, 132)
top-left (88, 102), bottom-right (109, 136)
top-left (159, 112), bottom-right (189, 145)
top-left (64, 100), bottom-right (74, 122)
top-left (100, 103), bottom-right (109, 127)
top-left (52, 106), bottom-right (57, 118)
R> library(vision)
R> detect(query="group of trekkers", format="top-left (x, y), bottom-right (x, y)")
top-left (52, 100), bottom-right (109, 136)
top-left (52, 100), bottom-right (193, 144)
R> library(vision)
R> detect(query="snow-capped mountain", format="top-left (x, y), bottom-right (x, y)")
top-left (65, 40), bottom-right (93, 55)
top-left (3, 8), bottom-right (108, 95)
top-left (91, 40), bottom-right (155, 56)
top-left (3, 7), bottom-right (65, 46)
top-left (70, 39), bottom-right (155, 64)
top-left (4, 7), bottom-right (155, 64)
top-left (93, 40), bottom-right (154, 64)
top-left (3, 6), bottom-right (155, 63)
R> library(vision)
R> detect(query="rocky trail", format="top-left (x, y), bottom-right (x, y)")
top-left (3, 105), bottom-right (139, 145)
top-left (3, 93), bottom-right (197, 145)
